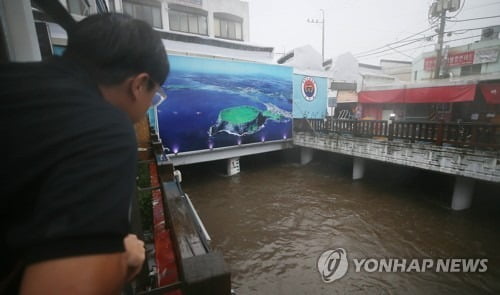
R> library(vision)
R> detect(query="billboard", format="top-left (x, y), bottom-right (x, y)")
top-left (292, 74), bottom-right (328, 119)
top-left (156, 55), bottom-right (293, 154)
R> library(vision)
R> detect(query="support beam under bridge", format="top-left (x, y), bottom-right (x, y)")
top-left (168, 139), bottom-right (294, 166)
top-left (294, 132), bottom-right (499, 210)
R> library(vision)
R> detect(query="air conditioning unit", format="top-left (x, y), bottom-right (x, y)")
top-left (481, 26), bottom-right (500, 41)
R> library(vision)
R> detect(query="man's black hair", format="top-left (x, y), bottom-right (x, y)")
top-left (64, 13), bottom-right (169, 88)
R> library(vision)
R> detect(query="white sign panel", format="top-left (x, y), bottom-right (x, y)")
top-left (474, 47), bottom-right (499, 64)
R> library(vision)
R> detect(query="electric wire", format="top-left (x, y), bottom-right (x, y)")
top-left (353, 26), bottom-right (437, 56)
top-left (447, 14), bottom-right (500, 22)
top-left (354, 1), bottom-right (495, 61)
top-left (358, 34), bottom-right (483, 61)
top-left (355, 24), bottom-right (493, 59)
top-left (465, 1), bottom-right (500, 11)
top-left (355, 1), bottom-right (495, 57)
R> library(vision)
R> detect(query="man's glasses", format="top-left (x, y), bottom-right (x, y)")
top-left (151, 86), bottom-right (167, 107)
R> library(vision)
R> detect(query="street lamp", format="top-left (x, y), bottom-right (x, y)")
top-left (307, 9), bottom-right (325, 63)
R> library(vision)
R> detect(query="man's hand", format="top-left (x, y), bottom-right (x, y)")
top-left (21, 254), bottom-right (127, 295)
top-left (123, 234), bottom-right (146, 281)
top-left (19, 235), bottom-right (145, 294)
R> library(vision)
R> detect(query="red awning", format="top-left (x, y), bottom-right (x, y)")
top-left (359, 84), bottom-right (477, 104)
top-left (405, 84), bottom-right (476, 103)
top-left (359, 88), bottom-right (405, 103)
top-left (479, 83), bottom-right (500, 104)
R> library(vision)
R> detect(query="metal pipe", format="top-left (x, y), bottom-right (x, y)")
top-left (184, 193), bottom-right (211, 243)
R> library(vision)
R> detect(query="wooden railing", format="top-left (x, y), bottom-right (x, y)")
top-left (294, 118), bottom-right (500, 149)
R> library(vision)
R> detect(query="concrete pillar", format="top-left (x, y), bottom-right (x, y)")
top-left (300, 147), bottom-right (314, 165)
top-left (451, 176), bottom-right (475, 210)
top-left (227, 157), bottom-right (240, 176)
top-left (0, 0), bottom-right (41, 61)
top-left (352, 157), bottom-right (366, 180)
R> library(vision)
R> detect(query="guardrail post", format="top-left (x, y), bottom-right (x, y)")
top-left (436, 122), bottom-right (444, 146)
top-left (470, 125), bottom-right (478, 147)
top-left (388, 122), bottom-right (394, 141)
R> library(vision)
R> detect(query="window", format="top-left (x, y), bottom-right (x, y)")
top-left (213, 13), bottom-right (243, 41)
top-left (123, 0), bottom-right (162, 29)
top-left (461, 64), bottom-right (482, 76)
top-left (214, 16), bottom-right (243, 41)
top-left (67, 0), bottom-right (90, 16)
top-left (168, 9), bottom-right (207, 35)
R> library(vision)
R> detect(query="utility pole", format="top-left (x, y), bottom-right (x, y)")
top-left (434, 8), bottom-right (447, 79)
top-left (431, 0), bottom-right (461, 79)
top-left (307, 9), bottom-right (325, 63)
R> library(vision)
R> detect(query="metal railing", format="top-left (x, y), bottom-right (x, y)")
top-left (294, 118), bottom-right (500, 149)
top-left (133, 128), bottom-right (231, 294)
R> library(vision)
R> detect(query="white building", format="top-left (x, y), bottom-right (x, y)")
top-left (27, 0), bottom-right (274, 62)
top-left (56, 0), bottom-right (250, 42)
top-left (380, 59), bottom-right (412, 82)
top-left (412, 26), bottom-right (500, 81)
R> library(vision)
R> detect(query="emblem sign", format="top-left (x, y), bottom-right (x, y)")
top-left (302, 77), bottom-right (317, 101)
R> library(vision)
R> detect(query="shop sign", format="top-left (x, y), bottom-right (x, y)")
top-left (337, 90), bottom-right (358, 103)
top-left (424, 47), bottom-right (499, 71)
top-left (474, 47), bottom-right (499, 64)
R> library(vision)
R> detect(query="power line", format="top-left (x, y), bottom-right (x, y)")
top-left (355, 39), bottom-right (424, 58)
top-left (444, 33), bottom-right (483, 43)
top-left (448, 14), bottom-right (500, 22)
top-left (445, 25), bottom-right (497, 34)
top-left (354, 4), bottom-right (497, 58)
top-left (354, 0), bottom-right (497, 62)
top-left (466, 1), bottom-right (500, 10)
top-left (357, 34), bottom-right (483, 60)
top-left (353, 26), bottom-right (437, 56)
top-left (355, 25), bottom-right (491, 59)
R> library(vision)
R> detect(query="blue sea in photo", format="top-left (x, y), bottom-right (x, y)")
top-left (156, 55), bottom-right (293, 153)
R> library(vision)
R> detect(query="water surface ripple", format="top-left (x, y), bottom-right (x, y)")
top-left (182, 153), bottom-right (500, 294)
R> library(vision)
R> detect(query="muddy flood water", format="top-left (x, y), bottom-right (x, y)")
top-left (180, 150), bottom-right (500, 294)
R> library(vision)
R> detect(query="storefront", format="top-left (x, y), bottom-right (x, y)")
top-left (358, 80), bottom-right (500, 123)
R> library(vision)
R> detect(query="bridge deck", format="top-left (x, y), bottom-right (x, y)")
top-left (293, 119), bottom-right (500, 183)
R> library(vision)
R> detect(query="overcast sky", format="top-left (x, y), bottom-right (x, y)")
top-left (245, 0), bottom-right (500, 65)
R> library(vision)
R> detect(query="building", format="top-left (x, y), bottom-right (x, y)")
top-left (380, 59), bottom-right (412, 82)
top-left (28, 0), bottom-right (274, 62)
top-left (412, 26), bottom-right (500, 81)
top-left (356, 27), bottom-right (500, 123)
top-left (277, 45), bottom-right (330, 119)
top-left (54, 0), bottom-right (250, 42)
top-left (323, 53), bottom-right (411, 118)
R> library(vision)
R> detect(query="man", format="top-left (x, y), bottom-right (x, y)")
top-left (0, 12), bottom-right (169, 294)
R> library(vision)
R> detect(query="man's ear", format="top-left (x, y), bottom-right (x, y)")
top-left (130, 73), bottom-right (151, 101)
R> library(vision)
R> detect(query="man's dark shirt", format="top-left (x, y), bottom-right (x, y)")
top-left (0, 57), bottom-right (137, 291)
